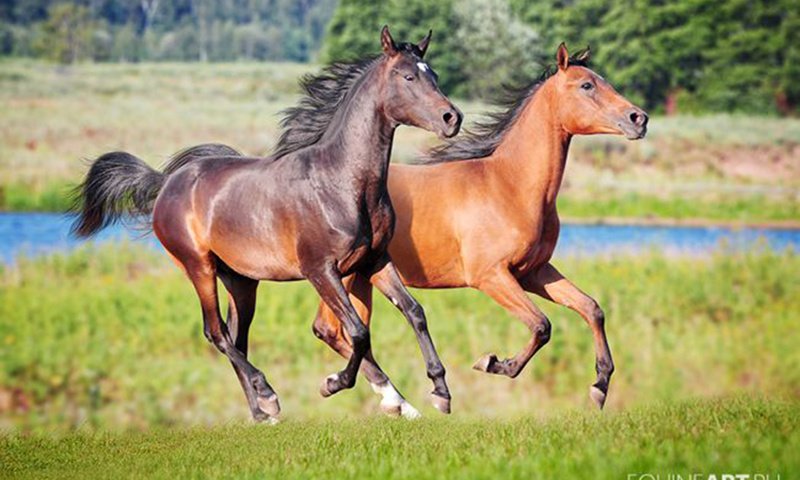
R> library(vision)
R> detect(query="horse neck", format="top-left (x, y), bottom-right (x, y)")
top-left (491, 81), bottom-right (572, 212)
top-left (320, 65), bottom-right (395, 185)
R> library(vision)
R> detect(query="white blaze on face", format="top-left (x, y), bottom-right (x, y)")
top-left (417, 62), bottom-right (429, 73)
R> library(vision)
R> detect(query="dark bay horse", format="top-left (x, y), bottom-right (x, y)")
top-left (71, 26), bottom-right (462, 423)
top-left (311, 44), bottom-right (649, 413)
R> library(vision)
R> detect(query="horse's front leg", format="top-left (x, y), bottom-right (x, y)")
top-left (312, 273), bottom-right (420, 418)
top-left (472, 267), bottom-right (552, 379)
top-left (369, 258), bottom-right (452, 414)
top-left (520, 262), bottom-right (614, 410)
top-left (307, 263), bottom-right (372, 397)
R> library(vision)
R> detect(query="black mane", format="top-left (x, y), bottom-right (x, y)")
top-left (421, 53), bottom-right (590, 164)
top-left (273, 43), bottom-right (423, 159)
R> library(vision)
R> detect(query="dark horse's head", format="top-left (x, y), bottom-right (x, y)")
top-left (377, 26), bottom-right (462, 138)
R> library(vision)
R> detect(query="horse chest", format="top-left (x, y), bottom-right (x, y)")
top-left (337, 200), bottom-right (394, 274)
top-left (367, 200), bottom-right (394, 251)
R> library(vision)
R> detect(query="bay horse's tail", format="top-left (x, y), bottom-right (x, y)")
top-left (70, 143), bottom-right (242, 238)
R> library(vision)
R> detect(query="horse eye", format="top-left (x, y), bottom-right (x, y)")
top-left (404, 74), bottom-right (415, 81)
top-left (581, 82), bottom-right (594, 90)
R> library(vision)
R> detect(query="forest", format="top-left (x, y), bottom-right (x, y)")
top-left (1, 0), bottom-right (798, 112)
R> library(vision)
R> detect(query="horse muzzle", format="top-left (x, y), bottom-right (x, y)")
top-left (618, 108), bottom-right (648, 140)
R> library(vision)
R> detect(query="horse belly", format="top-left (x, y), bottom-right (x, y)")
top-left (214, 240), bottom-right (304, 281)
top-left (209, 216), bottom-right (303, 281)
top-left (389, 234), bottom-right (466, 288)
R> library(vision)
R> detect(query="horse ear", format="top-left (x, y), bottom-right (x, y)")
top-left (575, 46), bottom-right (591, 63)
top-left (418, 29), bottom-right (432, 58)
top-left (556, 42), bottom-right (569, 71)
top-left (381, 25), bottom-right (398, 57)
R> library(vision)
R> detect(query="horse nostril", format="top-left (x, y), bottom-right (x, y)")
top-left (629, 110), bottom-right (648, 127)
top-left (443, 111), bottom-right (454, 125)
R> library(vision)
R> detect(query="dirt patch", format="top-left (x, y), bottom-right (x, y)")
top-left (713, 145), bottom-right (800, 182)
top-left (571, 139), bottom-right (800, 185)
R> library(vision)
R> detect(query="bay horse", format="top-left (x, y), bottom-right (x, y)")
top-left (310, 43), bottom-right (649, 414)
top-left (71, 26), bottom-right (462, 423)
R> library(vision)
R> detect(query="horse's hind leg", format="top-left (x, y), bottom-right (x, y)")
top-left (472, 267), bottom-right (552, 379)
top-left (217, 266), bottom-right (266, 420)
top-left (184, 255), bottom-right (279, 422)
top-left (521, 262), bottom-right (614, 410)
top-left (313, 273), bottom-right (420, 418)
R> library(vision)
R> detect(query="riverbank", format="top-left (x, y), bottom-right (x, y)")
top-left (2, 185), bottom-right (798, 224)
top-left (562, 216), bottom-right (800, 229)
top-left (2, 212), bottom-right (797, 264)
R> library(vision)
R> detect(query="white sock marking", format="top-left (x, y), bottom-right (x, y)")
top-left (371, 382), bottom-right (421, 419)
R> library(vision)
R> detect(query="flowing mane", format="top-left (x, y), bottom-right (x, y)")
top-left (420, 52), bottom-right (590, 164)
top-left (272, 56), bottom-right (379, 159)
top-left (274, 42), bottom-right (427, 159)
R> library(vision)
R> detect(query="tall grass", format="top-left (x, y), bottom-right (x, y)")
top-left (1, 60), bottom-right (798, 219)
top-left (1, 244), bottom-right (797, 431)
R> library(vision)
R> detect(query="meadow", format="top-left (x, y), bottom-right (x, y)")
top-left (3, 398), bottom-right (797, 479)
top-left (1, 59), bottom-right (798, 478)
top-left (1, 59), bottom-right (798, 222)
top-left (1, 244), bottom-right (797, 428)
top-left (0, 244), bottom-right (798, 477)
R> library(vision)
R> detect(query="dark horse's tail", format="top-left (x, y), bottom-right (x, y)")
top-left (70, 143), bottom-right (242, 237)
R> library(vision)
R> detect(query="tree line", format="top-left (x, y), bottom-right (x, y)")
top-left (1, 0), bottom-right (797, 114)
top-left (0, 0), bottom-right (336, 62)
top-left (325, 0), bottom-right (799, 115)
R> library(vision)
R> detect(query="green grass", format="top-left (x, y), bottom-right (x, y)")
top-left (1, 244), bottom-right (797, 477)
top-left (557, 191), bottom-right (800, 221)
top-left (1, 59), bottom-right (798, 221)
top-left (2, 397), bottom-right (797, 479)
top-left (1, 245), bottom-right (798, 432)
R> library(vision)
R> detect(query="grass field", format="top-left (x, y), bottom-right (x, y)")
top-left (1, 245), bottom-right (797, 432)
top-left (1, 58), bottom-right (798, 478)
top-left (2, 397), bottom-right (797, 479)
top-left (1, 59), bottom-right (798, 221)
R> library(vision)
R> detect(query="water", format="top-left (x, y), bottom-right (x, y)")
top-left (1, 212), bottom-right (797, 264)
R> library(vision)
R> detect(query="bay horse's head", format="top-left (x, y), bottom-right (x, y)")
top-left (550, 43), bottom-right (648, 140)
top-left (377, 26), bottom-right (462, 138)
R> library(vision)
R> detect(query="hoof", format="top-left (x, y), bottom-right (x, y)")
top-left (400, 402), bottom-right (422, 420)
top-left (379, 401), bottom-right (402, 417)
top-left (430, 393), bottom-right (451, 414)
top-left (472, 353), bottom-right (497, 373)
top-left (589, 385), bottom-right (607, 410)
top-left (380, 400), bottom-right (422, 420)
top-left (319, 373), bottom-right (339, 398)
top-left (252, 412), bottom-right (281, 425)
top-left (257, 394), bottom-right (281, 417)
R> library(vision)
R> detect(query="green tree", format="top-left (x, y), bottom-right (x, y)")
top-left (453, 0), bottom-right (541, 98)
top-left (511, 0), bottom-right (797, 114)
top-left (111, 23), bottom-right (139, 62)
top-left (36, 3), bottom-right (94, 63)
top-left (697, 0), bottom-right (790, 113)
top-left (323, 0), bottom-right (543, 98)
